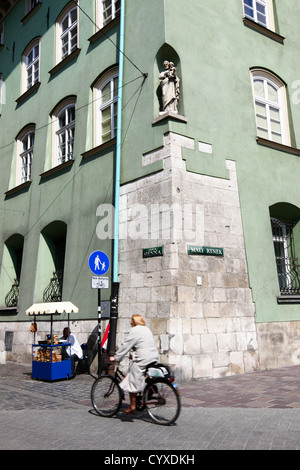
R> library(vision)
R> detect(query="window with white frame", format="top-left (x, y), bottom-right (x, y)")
top-left (251, 69), bottom-right (290, 146)
top-left (98, 0), bottom-right (120, 28)
top-left (270, 203), bottom-right (300, 298)
top-left (23, 38), bottom-right (40, 92)
top-left (271, 216), bottom-right (300, 295)
top-left (59, 6), bottom-right (78, 61)
top-left (25, 0), bottom-right (39, 15)
top-left (53, 99), bottom-right (76, 166)
top-left (243, 0), bottom-right (275, 30)
top-left (93, 68), bottom-right (118, 145)
top-left (0, 23), bottom-right (3, 45)
top-left (16, 126), bottom-right (35, 185)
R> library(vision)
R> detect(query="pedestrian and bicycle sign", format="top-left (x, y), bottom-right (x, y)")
top-left (89, 251), bottom-right (110, 377)
top-left (89, 251), bottom-right (109, 275)
top-left (91, 276), bottom-right (109, 289)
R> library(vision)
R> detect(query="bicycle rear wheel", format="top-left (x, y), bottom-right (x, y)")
top-left (91, 375), bottom-right (122, 417)
top-left (143, 378), bottom-right (181, 425)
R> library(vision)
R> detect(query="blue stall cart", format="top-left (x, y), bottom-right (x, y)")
top-left (26, 302), bottom-right (79, 381)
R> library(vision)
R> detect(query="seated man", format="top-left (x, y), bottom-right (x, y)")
top-left (60, 327), bottom-right (83, 376)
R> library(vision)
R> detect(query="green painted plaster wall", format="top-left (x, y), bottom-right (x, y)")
top-left (2, 0), bottom-right (300, 326)
top-left (0, 0), bottom-right (119, 321)
top-left (121, 0), bottom-right (300, 323)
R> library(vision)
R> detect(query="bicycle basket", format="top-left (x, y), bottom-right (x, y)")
top-left (147, 363), bottom-right (171, 378)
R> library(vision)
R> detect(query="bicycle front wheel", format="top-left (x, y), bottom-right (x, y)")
top-left (91, 375), bottom-right (122, 417)
top-left (143, 378), bottom-right (181, 425)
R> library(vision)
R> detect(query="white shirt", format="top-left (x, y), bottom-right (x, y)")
top-left (60, 334), bottom-right (83, 359)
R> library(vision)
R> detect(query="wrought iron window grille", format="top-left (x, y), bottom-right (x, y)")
top-left (43, 270), bottom-right (63, 302)
top-left (5, 278), bottom-right (20, 307)
top-left (271, 218), bottom-right (300, 295)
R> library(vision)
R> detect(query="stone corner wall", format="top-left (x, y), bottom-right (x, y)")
top-left (117, 132), bottom-right (259, 382)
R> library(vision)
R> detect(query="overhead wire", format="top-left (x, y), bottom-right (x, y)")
top-left (73, 0), bottom-right (148, 79)
top-left (0, 1), bottom-right (149, 298)
top-left (0, 75), bottom-right (145, 153)
top-left (0, 0), bottom-right (149, 153)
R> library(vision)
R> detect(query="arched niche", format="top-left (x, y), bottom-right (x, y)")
top-left (154, 44), bottom-right (184, 117)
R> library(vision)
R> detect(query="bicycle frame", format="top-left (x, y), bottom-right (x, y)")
top-left (113, 365), bottom-right (178, 407)
top-left (91, 362), bottom-right (181, 425)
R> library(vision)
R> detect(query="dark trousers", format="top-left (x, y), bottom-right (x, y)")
top-left (70, 354), bottom-right (79, 376)
top-left (62, 348), bottom-right (78, 376)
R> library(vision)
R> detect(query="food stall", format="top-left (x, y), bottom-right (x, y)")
top-left (26, 301), bottom-right (79, 381)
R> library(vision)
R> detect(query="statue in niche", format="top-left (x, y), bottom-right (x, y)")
top-left (159, 60), bottom-right (180, 114)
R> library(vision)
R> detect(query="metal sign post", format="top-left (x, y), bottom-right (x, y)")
top-left (97, 287), bottom-right (102, 376)
top-left (89, 251), bottom-right (110, 377)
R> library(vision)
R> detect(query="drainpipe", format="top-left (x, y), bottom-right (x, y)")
top-left (113, 0), bottom-right (125, 282)
top-left (107, 0), bottom-right (125, 365)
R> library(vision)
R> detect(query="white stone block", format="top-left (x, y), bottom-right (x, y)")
top-left (191, 318), bottom-right (208, 334)
top-left (169, 334), bottom-right (183, 355)
top-left (180, 355), bottom-right (193, 381)
top-left (198, 141), bottom-right (213, 154)
top-left (217, 333), bottom-right (237, 352)
top-left (0, 351), bottom-right (6, 364)
top-left (229, 351), bottom-right (245, 375)
top-left (167, 132), bottom-right (195, 150)
top-left (200, 333), bottom-right (218, 353)
top-left (183, 334), bottom-right (200, 355)
top-left (159, 334), bottom-right (169, 353)
top-left (192, 355), bottom-right (213, 379)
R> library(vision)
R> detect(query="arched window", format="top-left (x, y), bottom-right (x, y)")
top-left (51, 97), bottom-right (76, 166)
top-left (56, 3), bottom-right (78, 63)
top-left (97, 0), bottom-right (120, 29)
top-left (270, 203), bottom-right (300, 296)
top-left (251, 69), bottom-right (290, 146)
top-left (16, 124), bottom-right (35, 185)
top-left (0, 22), bottom-right (4, 46)
top-left (0, 234), bottom-right (24, 308)
top-left (243, 0), bottom-right (275, 30)
top-left (93, 67), bottom-right (118, 146)
top-left (0, 74), bottom-right (4, 115)
top-left (35, 221), bottom-right (67, 303)
top-left (25, 0), bottom-right (39, 15)
top-left (22, 37), bottom-right (40, 93)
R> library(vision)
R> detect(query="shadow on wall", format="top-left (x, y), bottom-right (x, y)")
top-left (81, 325), bottom-right (109, 375)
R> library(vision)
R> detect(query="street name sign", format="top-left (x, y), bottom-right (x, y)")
top-left (188, 245), bottom-right (224, 257)
top-left (143, 246), bottom-right (163, 258)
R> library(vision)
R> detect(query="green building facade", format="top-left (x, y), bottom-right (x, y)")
top-left (1, 0), bottom-right (300, 380)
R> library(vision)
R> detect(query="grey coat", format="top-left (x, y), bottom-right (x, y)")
top-left (115, 325), bottom-right (159, 393)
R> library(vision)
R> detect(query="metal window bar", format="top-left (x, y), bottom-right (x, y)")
top-left (57, 128), bottom-right (74, 164)
top-left (271, 218), bottom-right (300, 295)
top-left (43, 270), bottom-right (63, 302)
top-left (114, 0), bottom-right (121, 17)
top-left (20, 131), bottom-right (34, 183)
top-left (57, 107), bottom-right (75, 165)
top-left (5, 278), bottom-right (20, 307)
top-left (20, 149), bottom-right (33, 183)
top-left (60, 9), bottom-right (77, 60)
top-left (26, 45), bottom-right (39, 90)
top-left (244, 0), bottom-right (267, 27)
top-left (102, 0), bottom-right (120, 26)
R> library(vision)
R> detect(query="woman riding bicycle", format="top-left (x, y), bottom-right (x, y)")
top-left (109, 314), bottom-right (158, 415)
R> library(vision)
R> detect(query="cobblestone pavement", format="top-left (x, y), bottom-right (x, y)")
top-left (1, 362), bottom-right (300, 451)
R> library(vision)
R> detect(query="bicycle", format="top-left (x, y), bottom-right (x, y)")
top-left (91, 362), bottom-right (181, 426)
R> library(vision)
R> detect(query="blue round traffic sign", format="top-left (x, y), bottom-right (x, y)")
top-left (89, 251), bottom-right (109, 275)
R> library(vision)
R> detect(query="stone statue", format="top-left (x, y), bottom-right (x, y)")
top-left (159, 60), bottom-right (180, 114)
